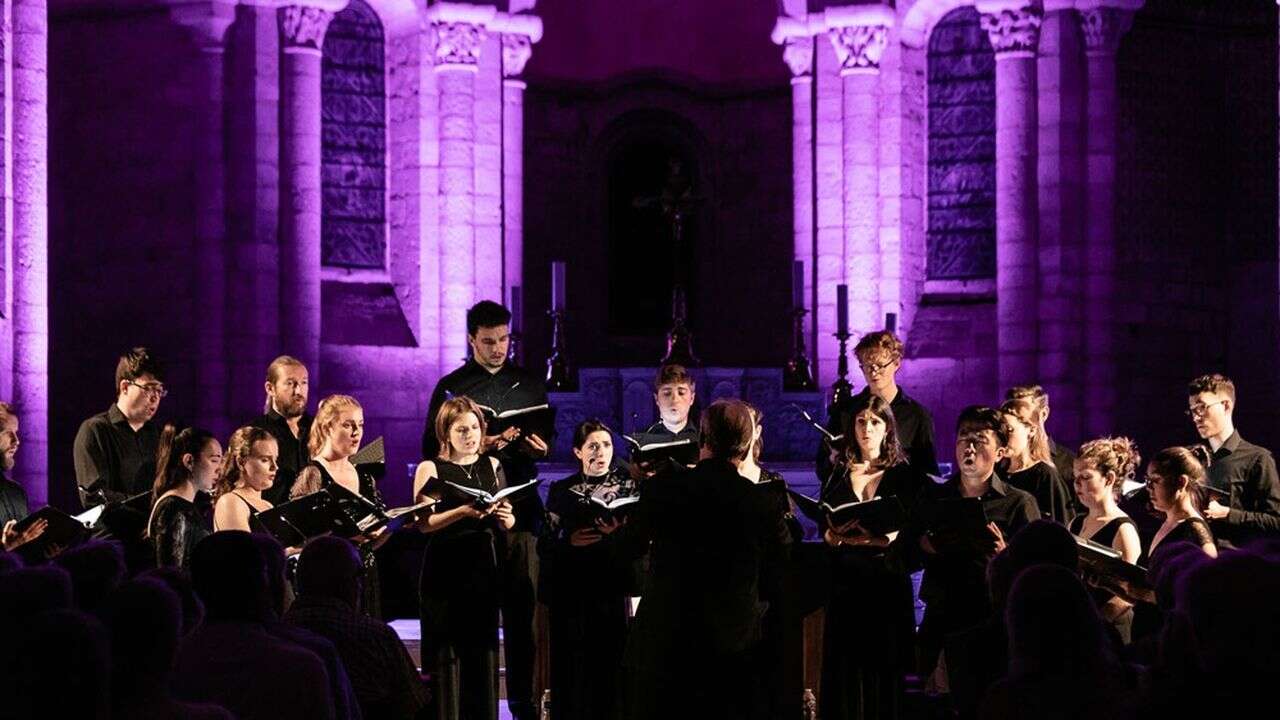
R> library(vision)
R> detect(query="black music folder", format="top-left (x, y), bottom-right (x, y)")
top-left (11, 506), bottom-right (98, 563)
top-left (787, 490), bottom-right (907, 536)
top-left (625, 434), bottom-right (700, 467)
top-left (1074, 533), bottom-right (1155, 605)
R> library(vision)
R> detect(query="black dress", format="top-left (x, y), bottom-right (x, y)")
top-left (750, 468), bottom-right (800, 720)
top-left (306, 460), bottom-right (386, 618)
top-left (819, 463), bottom-right (919, 720)
top-left (541, 468), bottom-right (634, 720)
top-left (420, 456), bottom-right (506, 720)
top-left (1143, 516), bottom-right (1214, 567)
top-left (1005, 462), bottom-right (1072, 525)
top-left (1070, 514), bottom-right (1137, 643)
top-left (149, 494), bottom-right (210, 571)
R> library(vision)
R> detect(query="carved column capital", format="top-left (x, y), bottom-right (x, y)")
top-left (502, 33), bottom-right (532, 77)
top-left (431, 21), bottom-right (486, 69)
top-left (782, 35), bottom-right (814, 78)
top-left (979, 5), bottom-right (1043, 58)
top-left (1079, 7), bottom-right (1134, 56)
top-left (279, 5), bottom-right (334, 53)
top-left (828, 24), bottom-right (889, 74)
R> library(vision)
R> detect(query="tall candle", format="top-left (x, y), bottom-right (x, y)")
top-left (551, 261), bottom-right (566, 312)
top-left (510, 285), bottom-right (522, 334)
top-left (792, 261), bottom-right (805, 310)
top-left (836, 284), bottom-right (848, 335)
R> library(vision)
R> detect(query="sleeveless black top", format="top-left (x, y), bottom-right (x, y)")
top-left (307, 460), bottom-right (385, 617)
top-left (217, 491), bottom-right (269, 535)
top-left (419, 456), bottom-right (506, 642)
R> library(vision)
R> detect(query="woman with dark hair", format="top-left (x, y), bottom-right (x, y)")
top-left (541, 419), bottom-right (632, 720)
top-left (1144, 446), bottom-right (1218, 562)
top-left (412, 396), bottom-right (516, 720)
top-left (819, 394), bottom-right (921, 720)
top-left (147, 425), bottom-right (221, 570)
top-left (212, 426), bottom-right (279, 535)
top-left (291, 394), bottom-right (388, 617)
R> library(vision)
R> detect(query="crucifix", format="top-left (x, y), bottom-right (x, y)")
top-left (633, 158), bottom-right (702, 366)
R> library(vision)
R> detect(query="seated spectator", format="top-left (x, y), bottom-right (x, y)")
top-left (0, 565), bottom-right (73, 625)
top-left (946, 521), bottom-right (1081, 719)
top-left (0, 548), bottom-right (21, 575)
top-left (250, 533), bottom-right (361, 720)
top-left (287, 536), bottom-right (429, 720)
top-left (172, 530), bottom-right (337, 720)
top-left (140, 566), bottom-right (206, 636)
top-left (106, 577), bottom-right (231, 719)
top-left (52, 539), bottom-right (127, 615)
top-left (980, 564), bottom-right (1133, 720)
top-left (2, 608), bottom-right (110, 719)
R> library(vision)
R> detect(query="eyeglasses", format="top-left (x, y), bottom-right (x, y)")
top-left (859, 359), bottom-right (896, 375)
top-left (129, 381), bottom-right (168, 399)
top-left (1184, 400), bottom-right (1226, 418)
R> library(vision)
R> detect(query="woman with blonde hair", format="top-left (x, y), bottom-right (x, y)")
top-left (1070, 437), bottom-right (1143, 643)
top-left (999, 397), bottom-right (1072, 524)
top-left (292, 394), bottom-right (388, 617)
top-left (412, 396), bottom-right (516, 720)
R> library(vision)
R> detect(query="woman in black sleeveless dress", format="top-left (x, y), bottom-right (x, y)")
top-left (1070, 437), bottom-right (1143, 643)
top-left (292, 395), bottom-right (388, 617)
top-left (820, 396), bottom-right (920, 720)
top-left (212, 426), bottom-right (280, 536)
top-left (540, 420), bottom-right (633, 720)
top-left (413, 397), bottom-right (517, 720)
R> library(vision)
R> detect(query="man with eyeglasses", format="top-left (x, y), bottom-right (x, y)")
top-left (73, 346), bottom-right (166, 507)
top-left (1187, 373), bottom-right (1280, 548)
top-left (816, 330), bottom-right (939, 487)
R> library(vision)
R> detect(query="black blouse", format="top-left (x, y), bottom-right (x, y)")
top-left (1004, 462), bottom-right (1072, 525)
top-left (150, 494), bottom-right (210, 570)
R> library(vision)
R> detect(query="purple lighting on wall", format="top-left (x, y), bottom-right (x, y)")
top-left (551, 260), bottom-right (566, 312)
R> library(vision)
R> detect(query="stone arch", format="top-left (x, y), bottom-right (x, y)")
top-left (901, 0), bottom-right (979, 49)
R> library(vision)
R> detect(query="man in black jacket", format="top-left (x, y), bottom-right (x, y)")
top-left (250, 355), bottom-right (313, 505)
top-left (419, 300), bottom-right (549, 720)
top-left (624, 398), bottom-right (790, 719)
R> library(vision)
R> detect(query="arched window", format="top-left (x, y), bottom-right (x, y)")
top-left (926, 6), bottom-right (996, 280)
top-left (321, 0), bottom-right (387, 269)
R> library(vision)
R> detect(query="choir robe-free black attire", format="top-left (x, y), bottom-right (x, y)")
top-left (818, 388), bottom-right (939, 487)
top-left (1069, 514), bottom-right (1137, 644)
top-left (149, 494), bottom-right (211, 571)
top-left (420, 456), bottom-right (508, 720)
top-left (1203, 432), bottom-right (1280, 549)
top-left (540, 469), bottom-right (636, 720)
top-left (421, 358), bottom-right (548, 720)
top-left (819, 463), bottom-right (921, 720)
top-left (1003, 462), bottom-right (1073, 525)
top-left (251, 409), bottom-right (313, 507)
top-left (0, 472), bottom-right (29, 527)
top-left (622, 458), bottom-right (791, 720)
top-left (303, 460), bottom-right (386, 619)
top-left (1141, 516), bottom-right (1215, 567)
top-left (905, 474), bottom-right (1039, 674)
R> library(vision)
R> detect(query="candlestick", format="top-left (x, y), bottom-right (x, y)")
top-left (836, 284), bottom-right (848, 335)
top-left (551, 261), bottom-right (566, 312)
top-left (510, 285), bottom-right (522, 334)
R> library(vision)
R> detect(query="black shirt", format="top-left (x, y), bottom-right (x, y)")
top-left (1003, 462), bottom-right (1072, 525)
top-left (72, 404), bottom-right (161, 507)
top-left (1204, 432), bottom-right (1280, 547)
top-left (819, 386), bottom-right (940, 485)
top-left (0, 472), bottom-right (29, 526)
top-left (911, 474), bottom-right (1040, 609)
top-left (251, 409), bottom-right (314, 506)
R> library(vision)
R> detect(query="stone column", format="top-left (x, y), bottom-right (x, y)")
top-left (501, 33), bottom-right (531, 303)
top-left (1079, 2), bottom-right (1136, 436)
top-left (782, 35), bottom-right (815, 363)
top-left (830, 20), bottom-right (890, 336)
top-left (433, 20), bottom-right (485, 368)
top-left (980, 2), bottom-right (1043, 388)
top-left (12, 0), bottom-right (49, 506)
top-left (173, 1), bottom-right (236, 437)
top-left (278, 3), bottom-right (337, 385)
top-left (1037, 1), bottom-right (1087, 444)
